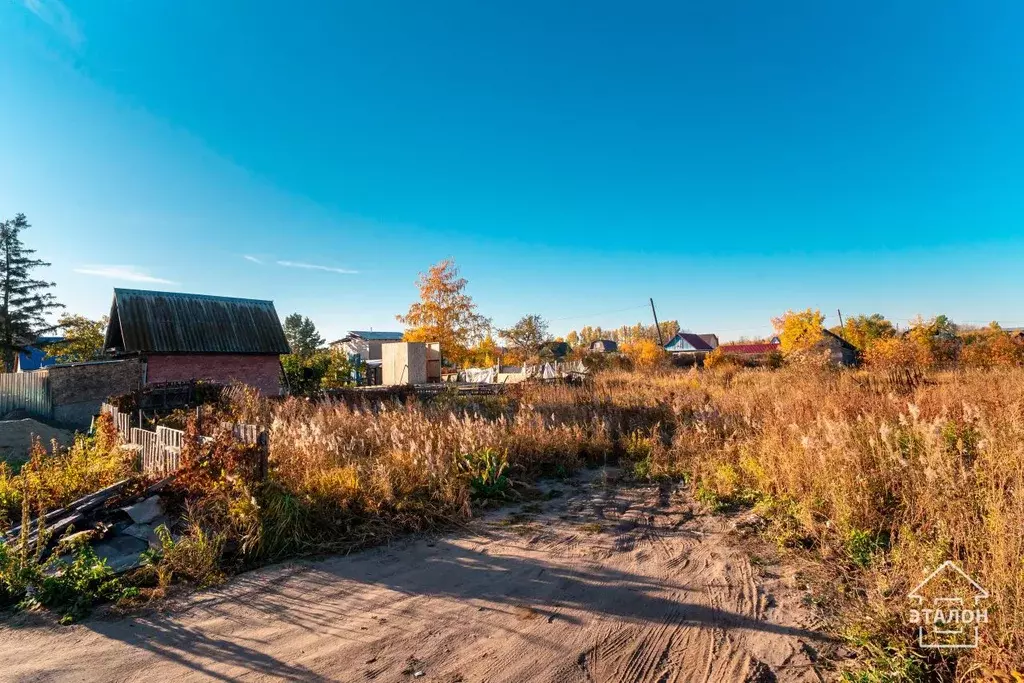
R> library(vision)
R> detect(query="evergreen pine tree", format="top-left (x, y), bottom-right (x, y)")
top-left (0, 214), bottom-right (63, 371)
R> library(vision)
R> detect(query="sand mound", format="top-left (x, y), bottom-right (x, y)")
top-left (0, 418), bottom-right (74, 464)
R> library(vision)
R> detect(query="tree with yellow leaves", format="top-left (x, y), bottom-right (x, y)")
top-left (622, 338), bottom-right (667, 370)
top-left (833, 313), bottom-right (896, 351)
top-left (397, 259), bottom-right (491, 367)
top-left (465, 335), bottom-right (501, 368)
top-left (863, 335), bottom-right (932, 369)
top-left (906, 314), bottom-right (958, 366)
top-left (960, 322), bottom-right (1024, 368)
top-left (771, 308), bottom-right (825, 355)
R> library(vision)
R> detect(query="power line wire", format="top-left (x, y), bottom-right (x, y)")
top-left (548, 304), bottom-right (650, 323)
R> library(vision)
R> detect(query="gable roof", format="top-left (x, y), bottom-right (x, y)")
top-left (697, 333), bottom-right (719, 349)
top-left (664, 332), bottom-right (714, 352)
top-left (105, 289), bottom-right (290, 355)
top-left (330, 331), bottom-right (405, 346)
top-left (822, 328), bottom-right (859, 351)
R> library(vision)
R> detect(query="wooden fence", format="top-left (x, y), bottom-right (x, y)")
top-left (0, 370), bottom-right (51, 418)
top-left (101, 404), bottom-right (264, 476)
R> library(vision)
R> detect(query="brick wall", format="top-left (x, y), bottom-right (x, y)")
top-left (49, 359), bottom-right (145, 405)
top-left (146, 354), bottom-right (282, 395)
top-left (49, 359), bottom-right (146, 427)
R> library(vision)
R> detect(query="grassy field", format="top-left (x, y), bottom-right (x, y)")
top-left (205, 367), bottom-right (1020, 676)
top-left (3, 366), bottom-right (1023, 677)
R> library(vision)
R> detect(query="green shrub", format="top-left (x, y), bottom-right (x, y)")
top-left (1, 533), bottom-right (136, 624)
top-left (150, 523), bottom-right (225, 587)
top-left (845, 529), bottom-right (887, 569)
top-left (459, 448), bottom-right (511, 500)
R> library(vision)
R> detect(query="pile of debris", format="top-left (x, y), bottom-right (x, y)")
top-left (6, 478), bottom-right (173, 573)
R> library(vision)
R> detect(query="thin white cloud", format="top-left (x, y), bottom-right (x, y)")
top-left (277, 260), bottom-right (358, 274)
top-left (21, 0), bottom-right (83, 47)
top-left (74, 265), bottom-right (178, 285)
top-left (243, 255), bottom-right (263, 264)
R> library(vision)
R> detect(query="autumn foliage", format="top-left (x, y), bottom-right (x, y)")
top-left (397, 259), bottom-right (491, 367)
top-left (621, 338), bottom-right (667, 370)
top-left (771, 308), bottom-right (824, 355)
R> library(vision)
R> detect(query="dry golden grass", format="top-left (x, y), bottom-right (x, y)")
top-left (240, 368), bottom-right (1024, 672)
top-left (7, 368), bottom-right (1021, 673)
top-left (579, 367), bottom-right (1024, 675)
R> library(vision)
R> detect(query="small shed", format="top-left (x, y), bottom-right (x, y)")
top-left (818, 329), bottom-right (859, 367)
top-left (589, 339), bottom-right (618, 353)
top-left (381, 342), bottom-right (442, 386)
top-left (104, 288), bottom-right (291, 394)
top-left (717, 341), bottom-right (781, 358)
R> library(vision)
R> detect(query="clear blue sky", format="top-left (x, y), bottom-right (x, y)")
top-left (2, 1), bottom-right (1022, 342)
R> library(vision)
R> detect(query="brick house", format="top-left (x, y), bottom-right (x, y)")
top-left (104, 289), bottom-right (291, 394)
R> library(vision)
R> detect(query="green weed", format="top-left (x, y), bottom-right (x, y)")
top-left (460, 448), bottom-right (512, 501)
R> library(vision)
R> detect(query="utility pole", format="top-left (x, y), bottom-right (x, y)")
top-left (837, 309), bottom-right (845, 334)
top-left (650, 298), bottom-right (665, 348)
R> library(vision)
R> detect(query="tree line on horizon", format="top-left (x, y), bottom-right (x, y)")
top-left (286, 258), bottom-right (1024, 382)
top-left (7, 209), bottom-right (1020, 385)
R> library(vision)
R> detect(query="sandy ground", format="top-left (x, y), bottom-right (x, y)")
top-left (0, 471), bottom-right (833, 682)
top-left (0, 418), bottom-right (74, 464)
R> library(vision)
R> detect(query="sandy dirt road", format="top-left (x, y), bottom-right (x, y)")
top-left (1, 471), bottom-right (832, 682)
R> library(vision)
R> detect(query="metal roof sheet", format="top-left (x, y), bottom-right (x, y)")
top-left (105, 289), bottom-right (291, 355)
top-left (718, 342), bottom-right (780, 355)
top-left (348, 331), bottom-right (404, 341)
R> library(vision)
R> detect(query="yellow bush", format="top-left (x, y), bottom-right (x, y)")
top-left (621, 339), bottom-right (667, 370)
top-left (863, 335), bottom-right (932, 370)
top-left (703, 347), bottom-right (738, 370)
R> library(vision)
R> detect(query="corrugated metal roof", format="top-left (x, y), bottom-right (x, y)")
top-left (718, 342), bottom-right (780, 355)
top-left (105, 289), bottom-right (291, 355)
top-left (348, 331), bottom-right (404, 341)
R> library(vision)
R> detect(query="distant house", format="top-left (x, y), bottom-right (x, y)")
top-left (14, 336), bottom-right (63, 372)
top-left (539, 340), bottom-right (571, 360)
top-left (663, 332), bottom-right (716, 367)
top-left (697, 334), bottom-right (719, 350)
top-left (589, 339), bottom-right (618, 353)
top-left (330, 331), bottom-right (404, 363)
top-left (818, 329), bottom-right (859, 367)
top-left (104, 288), bottom-right (291, 394)
top-left (664, 333), bottom-right (715, 355)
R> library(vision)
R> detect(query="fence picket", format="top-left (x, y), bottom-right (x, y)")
top-left (156, 426), bottom-right (184, 472)
top-left (104, 407), bottom-right (263, 476)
